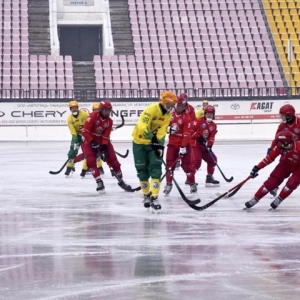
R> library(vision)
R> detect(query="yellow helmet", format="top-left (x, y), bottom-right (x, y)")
top-left (159, 91), bottom-right (177, 112)
top-left (92, 102), bottom-right (100, 111)
top-left (69, 100), bottom-right (79, 108)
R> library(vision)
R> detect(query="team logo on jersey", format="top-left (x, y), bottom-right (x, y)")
top-left (158, 117), bottom-right (165, 121)
top-left (294, 128), bottom-right (300, 134)
top-left (209, 125), bottom-right (214, 131)
top-left (95, 127), bottom-right (104, 135)
top-left (95, 120), bottom-right (100, 125)
top-left (153, 116), bottom-right (158, 120)
top-left (103, 122), bottom-right (109, 128)
top-left (177, 119), bottom-right (183, 125)
top-left (201, 123), bottom-right (207, 128)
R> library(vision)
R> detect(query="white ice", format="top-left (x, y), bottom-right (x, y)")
top-left (0, 141), bottom-right (300, 300)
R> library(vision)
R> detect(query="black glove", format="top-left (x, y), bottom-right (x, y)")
top-left (151, 135), bottom-right (165, 158)
top-left (100, 144), bottom-right (108, 162)
top-left (91, 140), bottom-right (99, 153)
top-left (250, 165), bottom-right (259, 178)
top-left (206, 145), bottom-right (212, 153)
top-left (197, 136), bottom-right (206, 145)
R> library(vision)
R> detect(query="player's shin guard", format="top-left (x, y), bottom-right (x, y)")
top-left (150, 178), bottom-right (160, 198)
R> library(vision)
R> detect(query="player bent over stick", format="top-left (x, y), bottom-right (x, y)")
top-left (245, 131), bottom-right (300, 209)
top-left (81, 100), bottom-right (132, 193)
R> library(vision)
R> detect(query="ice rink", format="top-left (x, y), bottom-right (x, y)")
top-left (1, 141), bottom-right (300, 300)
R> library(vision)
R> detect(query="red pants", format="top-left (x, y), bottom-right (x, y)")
top-left (255, 161), bottom-right (300, 200)
top-left (192, 145), bottom-right (217, 175)
top-left (165, 144), bottom-right (195, 184)
top-left (81, 141), bottom-right (121, 179)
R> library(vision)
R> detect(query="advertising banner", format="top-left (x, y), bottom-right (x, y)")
top-left (0, 99), bottom-right (297, 126)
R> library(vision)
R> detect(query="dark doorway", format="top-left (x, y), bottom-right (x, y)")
top-left (59, 26), bottom-right (102, 61)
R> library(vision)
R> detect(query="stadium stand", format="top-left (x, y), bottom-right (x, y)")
top-left (0, 0), bottom-right (299, 100)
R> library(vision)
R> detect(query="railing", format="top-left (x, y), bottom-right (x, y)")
top-left (0, 87), bottom-right (299, 101)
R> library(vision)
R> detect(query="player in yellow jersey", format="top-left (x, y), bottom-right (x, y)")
top-left (132, 90), bottom-right (177, 211)
top-left (195, 99), bottom-right (209, 119)
top-left (65, 100), bottom-right (89, 176)
top-left (80, 103), bottom-right (105, 177)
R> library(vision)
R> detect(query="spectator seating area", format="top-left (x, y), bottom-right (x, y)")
top-left (0, 0), bottom-right (299, 99)
top-left (0, 0), bottom-right (74, 98)
top-left (263, 0), bottom-right (300, 86)
top-left (94, 0), bottom-right (290, 98)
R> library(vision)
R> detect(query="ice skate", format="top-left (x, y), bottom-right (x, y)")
top-left (163, 183), bottom-right (172, 196)
top-left (244, 197), bottom-right (258, 209)
top-left (65, 166), bottom-right (74, 177)
top-left (150, 196), bottom-right (161, 211)
top-left (118, 180), bottom-right (132, 192)
top-left (190, 183), bottom-right (198, 194)
top-left (80, 169), bottom-right (87, 178)
top-left (96, 179), bottom-right (105, 194)
top-left (270, 197), bottom-right (282, 210)
top-left (205, 175), bottom-right (220, 187)
top-left (143, 192), bottom-right (151, 208)
top-left (269, 187), bottom-right (279, 197)
top-left (185, 178), bottom-right (190, 185)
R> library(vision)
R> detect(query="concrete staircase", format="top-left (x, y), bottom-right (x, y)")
top-left (73, 62), bottom-right (97, 101)
top-left (109, 0), bottom-right (134, 55)
top-left (28, 0), bottom-right (51, 55)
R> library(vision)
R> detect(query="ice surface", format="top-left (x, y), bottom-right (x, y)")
top-left (0, 141), bottom-right (300, 300)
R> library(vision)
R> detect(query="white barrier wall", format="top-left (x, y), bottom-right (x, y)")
top-left (0, 99), bottom-right (297, 142)
top-left (0, 123), bottom-right (279, 142)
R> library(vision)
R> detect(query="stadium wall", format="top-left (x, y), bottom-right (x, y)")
top-left (0, 99), bottom-right (297, 142)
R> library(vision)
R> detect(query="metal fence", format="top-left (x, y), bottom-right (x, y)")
top-left (0, 87), bottom-right (299, 102)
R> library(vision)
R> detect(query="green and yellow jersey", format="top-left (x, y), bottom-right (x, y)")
top-left (132, 103), bottom-right (172, 145)
top-left (67, 110), bottom-right (89, 137)
top-left (196, 107), bottom-right (205, 119)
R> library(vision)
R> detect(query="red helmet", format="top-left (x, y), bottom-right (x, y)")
top-left (276, 131), bottom-right (294, 149)
top-left (204, 105), bottom-right (215, 122)
top-left (100, 100), bottom-right (112, 110)
top-left (204, 105), bottom-right (215, 114)
top-left (178, 93), bottom-right (187, 104)
top-left (279, 104), bottom-right (295, 123)
top-left (99, 100), bottom-right (112, 118)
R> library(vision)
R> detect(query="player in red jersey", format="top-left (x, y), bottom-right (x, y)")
top-left (174, 94), bottom-right (196, 170)
top-left (246, 131), bottom-right (300, 209)
top-left (177, 93), bottom-right (196, 120)
top-left (81, 100), bottom-right (131, 193)
top-left (267, 104), bottom-right (300, 197)
top-left (189, 105), bottom-right (220, 187)
top-left (164, 95), bottom-right (197, 196)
